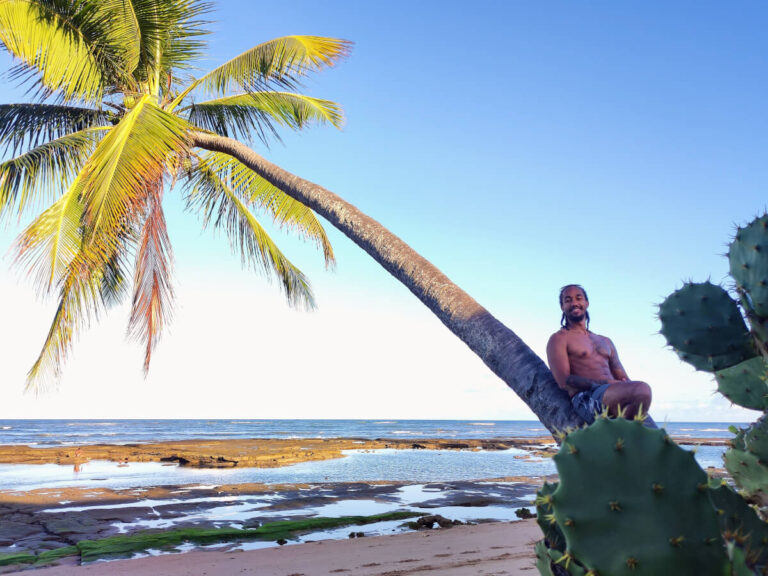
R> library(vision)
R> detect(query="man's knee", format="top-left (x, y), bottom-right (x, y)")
top-left (631, 381), bottom-right (652, 408)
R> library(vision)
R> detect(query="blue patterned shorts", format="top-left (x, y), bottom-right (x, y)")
top-left (571, 384), bottom-right (611, 424)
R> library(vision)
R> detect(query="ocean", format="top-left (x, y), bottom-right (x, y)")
top-left (0, 419), bottom-right (734, 491)
top-left (0, 419), bottom-right (738, 446)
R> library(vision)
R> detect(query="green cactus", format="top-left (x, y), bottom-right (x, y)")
top-left (709, 481), bottom-right (768, 566)
top-left (677, 348), bottom-right (757, 373)
top-left (729, 214), bottom-right (768, 319)
top-left (534, 214), bottom-right (768, 576)
top-left (535, 540), bottom-right (588, 576)
top-left (657, 215), bottom-right (768, 506)
top-left (715, 357), bottom-right (768, 410)
top-left (547, 418), bottom-right (729, 576)
top-left (535, 481), bottom-right (566, 552)
top-left (659, 282), bottom-right (754, 360)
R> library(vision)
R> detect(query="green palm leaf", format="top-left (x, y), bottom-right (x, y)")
top-left (80, 94), bottom-right (188, 240)
top-left (131, 0), bottom-right (210, 92)
top-left (186, 160), bottom-right (315, 309)
top-left (33, 0), bottom-right (143, 86)
top-left (170, 35), bottom-right (350, 109)
top-left (0, 127), bottom-right (105, 217)
top-left (0, 103), bottom-right (110, 153)
top-left (199, 151), bottom-right (334, 268)
top-left (185, 92), bottom-right (343, 143)
top-left (128, 186), bottom-right (175, 374)
top-left (0, 0), bottom-right (104, 102)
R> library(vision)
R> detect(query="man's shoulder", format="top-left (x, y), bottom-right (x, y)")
top-left (548, 328), bottom-right (569, 343)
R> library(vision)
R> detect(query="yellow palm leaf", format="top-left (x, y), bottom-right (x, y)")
top-left (186, 162), bottom-right (315, 309)
top-left (13, 171), bottom-right (85, 293)
top-left (81, 94), bottom-right (188, 241)
top-left (198, 151), bottom-right (334, 268)
top-left (0, 0), bottom-right (104, 102)
top-left (185, 92), bottom-right (344, 143)
top-left (170, 35), bottom-right (351, 109)
top-left (0, 127), bottom-right (105, 217)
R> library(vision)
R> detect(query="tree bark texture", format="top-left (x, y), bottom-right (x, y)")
top-left (191, 132), bottom-right (584, 434)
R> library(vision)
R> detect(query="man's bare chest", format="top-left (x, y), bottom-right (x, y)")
top-left (566, 334), bottom-right (612, 361)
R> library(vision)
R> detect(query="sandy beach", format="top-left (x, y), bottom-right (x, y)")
top-left (17, 520), bottom-right (540, 575)
top-left (0, 430), bottom-right (729, 573)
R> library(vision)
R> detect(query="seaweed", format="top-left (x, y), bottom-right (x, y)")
top-left (76, 511), bottom-right (422, 562)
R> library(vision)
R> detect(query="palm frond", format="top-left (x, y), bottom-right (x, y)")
top-left (12, 171), bottom-right (85, 293)
top-left (198, 151), bottom-right (334, 268)
top-left (0, 127), bottom-right (105, 218)
top-left (25, 245), bottom-right (107, 390)
top-left (128, 185), bottom-right (174, 374)
top-left (0, 0), bottom-right (104, 101)
top-left (184, 92), bottom-right (343, 144)
top-left (185, 160), bottom-right (315, 309)
top-left (131, 0), bottom-right (211, 91)
top-left (24, 190), bottom-right (139, 390)
top-left (170, 36), bottom-right (350, 109)
top-left (87, 0), bottom-right (142, 78)
top-left (80, 94), bottom-right (189, 241)
top-left (99, 239), bottom-right (134, 308)
top-left (0, 103), bottom-right (110, 154)
top-left (32, 0), bottom-right (143, 86)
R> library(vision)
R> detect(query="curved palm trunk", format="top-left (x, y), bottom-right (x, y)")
top-left (191, 132), bottom-right (583, 434)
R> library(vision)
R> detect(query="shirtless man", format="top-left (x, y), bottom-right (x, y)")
top-left (546, 284), bottom-right (652, 423)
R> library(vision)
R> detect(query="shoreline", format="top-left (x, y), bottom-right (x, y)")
top-left (0, 477), bottom-right (548, 572)
top-left (6, 519), bottom-right (542, 576)
top-left (0, 435), bottom-right (727, 468)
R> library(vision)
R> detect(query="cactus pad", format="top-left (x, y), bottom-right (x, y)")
top-left (535, 541), bottom-right (587, 576)
top-left (709, 482), bottom-right (768, 568)
top-left (715, 357), bottom-right (768, 410)
top-left (729, 215), bottom-right (768, 318)
top-left (659, 282), bottom-right (753, 359)
top-left (744, 415), bottom-right (768, 462)
top-left (724, 449), bottom-right (768, 499)
top-left (551, 418), bottom-right (728, 576)
top-left (535, 482), bottom-right (565, 552)
top-left (676, 349), bottom-right (756, 373)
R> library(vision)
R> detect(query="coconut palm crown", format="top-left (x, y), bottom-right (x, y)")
top-left (0, 0), bottom-right (351, 388)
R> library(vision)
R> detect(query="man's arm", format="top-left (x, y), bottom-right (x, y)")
top-left (607, 338), bottom-right (630, 381)
top-left (547, 332), bottom-right (614, 396)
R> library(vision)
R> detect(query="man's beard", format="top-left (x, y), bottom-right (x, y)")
top-left (566, 309), bottom-right (585, 323)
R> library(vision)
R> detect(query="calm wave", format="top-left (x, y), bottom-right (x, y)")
top-left (0, 419), bottom-right (740, 447)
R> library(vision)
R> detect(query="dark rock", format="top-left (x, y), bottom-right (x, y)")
top-left (0, 522), bottom-right (43, 545)
top-left (409, 515), bottom-right (462, 530)
top-left (515, 507), bottom-right (536, 519)
top-left (43, 515), bottom-right (102, 536)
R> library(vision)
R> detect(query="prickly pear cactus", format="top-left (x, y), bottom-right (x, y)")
top-left (709, 481), bottom-right (768, 566)
top-left (658, 281), bottom-right (754, 362)
top-left (535, 481), bottom-right (565, 552)
top-left (549, 418), bottom-right (729, 576)
top-left (659, 214), bottom-right (768, 509)
top-left (729, 215), bottom-right (768, 319)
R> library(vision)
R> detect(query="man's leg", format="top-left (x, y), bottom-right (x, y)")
top-left (602, 381), bottom-right (652, 419)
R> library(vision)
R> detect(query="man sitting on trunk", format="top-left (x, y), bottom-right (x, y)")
top-left (546, 284), bottom-right (652, 423)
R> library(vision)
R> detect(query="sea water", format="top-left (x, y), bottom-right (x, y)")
top-left (0, 419), bottom-right (737, 446)
top-left (0, 419), bottom-right (732, 491)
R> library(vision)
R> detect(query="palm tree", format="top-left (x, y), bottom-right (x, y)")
top-left (0, 0), bottom-right (582, 432)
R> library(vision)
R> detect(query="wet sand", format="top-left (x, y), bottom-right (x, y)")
top-left (0, 437), bottom-right (556, 468)
top-left (17, 519), bottom-right (542, 576)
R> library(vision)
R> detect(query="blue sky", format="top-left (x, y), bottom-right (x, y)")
top-left (1, 1), bottom-right (766, 421)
